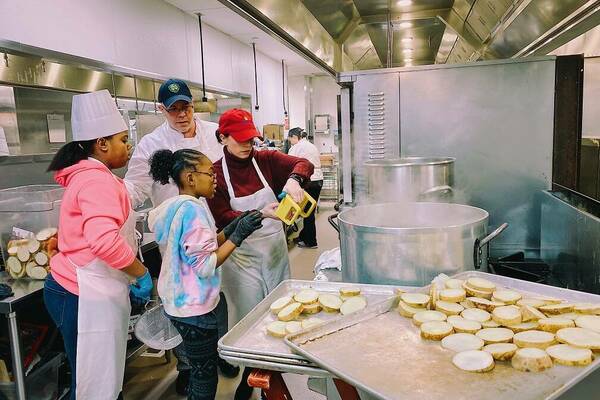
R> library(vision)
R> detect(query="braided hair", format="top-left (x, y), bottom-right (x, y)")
top-left (149, 148), bottom-right (208, 186)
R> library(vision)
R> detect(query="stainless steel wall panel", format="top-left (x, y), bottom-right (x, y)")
top-left (398, 58), bottom-right (556, 255)
top-left (13, 87), bottom-right (74, 155)
top-left (352, 72), bottom-right (399, 204)
top-left (0, 85), bottom-right (18, 155)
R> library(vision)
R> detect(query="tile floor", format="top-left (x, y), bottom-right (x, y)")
top-left (123, 203), bottom-right (340, 399)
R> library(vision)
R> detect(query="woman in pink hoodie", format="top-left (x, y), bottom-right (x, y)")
top-left (43, 90), bottom-right (153, 400)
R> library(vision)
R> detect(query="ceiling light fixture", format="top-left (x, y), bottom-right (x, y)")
top-left (398, 21), bottom-right (413, 29)
top-left (402, 48), bottom-right (413, 54)
top-left (401, 37), bottom-right (413, 44)
top-left (397, 0), bottom-right (413, 6)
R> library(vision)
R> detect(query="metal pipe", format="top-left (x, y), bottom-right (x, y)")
top-left (197, 14), bottom-right (208, 103)
top-left (281, 59), bottom-right (287, 116)
top-left (111, 72), bottom-right (118, 107)
top-left (8, 312), bottom-right (26, 400)
top-left (252, 42), bottom-right (259, 110)
top-left (386, 11), bottom-right (393, 69)
top-left (133, 76), bottom-right (139, 113)
top-left (152, 80), bottom-right (157, 114)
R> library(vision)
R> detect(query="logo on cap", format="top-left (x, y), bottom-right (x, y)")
top-left (168, 83), bottom-right (180, 93)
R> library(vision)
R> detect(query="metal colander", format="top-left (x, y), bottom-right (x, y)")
top-left (134, 302), bottom-right (182, 350)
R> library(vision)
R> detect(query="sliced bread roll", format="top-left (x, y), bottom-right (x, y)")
top-left (546, 344), bottom-right (592, 366)
top-left (285, 321), bottom-right (303, 334)
top-left (413, 310), bottom-right (447, 327)
top-left (452, 350), bottom-right (494, 373)
top-left (445, 279), bottom-right (464, 290)
top-left (463, 282), bottom-right (493, 300)
top-left (435, 301), bottom-right (465, 316)
top-left (556, 327), bottom-right (600, 350)
top-left (439, 288), bottom-right (466, 303)
top-left (483, 343), bottom-right (518, 361)
top-left (294, 289), bottom-right (319, 305)
top-left (520, 305), bottom-right (547, 322)
top-left (442, 333), bottom-right (484, 352)
top-left (461, 308), bottom-right (491, 323)
top-left (492, 305), bottom-right (522, 326)
top-left (401, 293), bottom-right (430, 308)
top-left (492, 290), bottom-right (522, 305)
top-left (397, 301), bottom-right (425, 318)
top-left (266, 321), bottom-right (288, 338)
top-left (507, 321), bottom-right (539, 333)
top-left (476, 328), bottom-right (514, 344)
top-left (511, 348), bottom-right (553, 372)
top-left (573, 303), bottom-right (600, 315)
top-left (513, 330), bottom-right (555, 349)
top-left (539, 303), bottom-right (574, 315)
top-left (277, 302), bottom-right (303, 321)
top-left (339, 286), bottom-right (361, 297)
top-left (420, 321), bottom-right (453, 341)
top-left (319, 294), bottom-right (343, 312)
top-left (340, 296), bottom-right (367, 315)
top-left (270, 296), bottom-right (293, 314)
top-left (538, 318), bottom-right (575, 333)
top-left (466, 278), bottom-right (496, 293)
top-left (301, 302), bottom-right (322, 315)
top-left (574, 315), bottom-right (600, 333)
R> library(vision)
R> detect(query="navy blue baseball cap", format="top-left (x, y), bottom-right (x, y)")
top-left (158, 79), bottom-right (193, 108)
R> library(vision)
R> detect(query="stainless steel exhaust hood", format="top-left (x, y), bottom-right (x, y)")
top-left (221, 0), bottom-right (600, 71)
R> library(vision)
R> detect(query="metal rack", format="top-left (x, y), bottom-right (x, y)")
top-left (320, 160), bottom-right (338, 202)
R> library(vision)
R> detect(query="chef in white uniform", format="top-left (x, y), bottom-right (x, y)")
top-left (125, 79), bottom-right (222, 208)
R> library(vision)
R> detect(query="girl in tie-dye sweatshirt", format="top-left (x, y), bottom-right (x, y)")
top-left (147, 148), bottom-right (263, 400)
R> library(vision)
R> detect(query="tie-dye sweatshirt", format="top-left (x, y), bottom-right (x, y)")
top-left (148, 195), bottom-right (220, 318)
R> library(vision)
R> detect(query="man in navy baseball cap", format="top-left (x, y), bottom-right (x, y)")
top-left (158, 78), bottom-right (193, 108)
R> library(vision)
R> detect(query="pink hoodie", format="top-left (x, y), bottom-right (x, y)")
top-left (50, 159), bottom-right (135, 295)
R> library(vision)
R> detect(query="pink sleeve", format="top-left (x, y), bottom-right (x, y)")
top-left (181, 209), bottom-right (218, 278)
top-left (78, 179), bottom-right (135, 269)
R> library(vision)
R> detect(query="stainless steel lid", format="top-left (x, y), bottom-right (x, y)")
top-left (338, 202), bottom-right (488, 232)
top-left (364, 157), bottom-right (455, 167)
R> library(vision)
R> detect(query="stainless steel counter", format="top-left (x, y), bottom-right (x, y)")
top-left (0, 273), bottom-right (45, 314)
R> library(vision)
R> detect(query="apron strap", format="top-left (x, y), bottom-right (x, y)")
top-left (222, 154), bottom-right (270, 200)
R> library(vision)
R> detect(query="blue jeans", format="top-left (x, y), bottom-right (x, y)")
top-left (44, 274), bottom-right (78, 400)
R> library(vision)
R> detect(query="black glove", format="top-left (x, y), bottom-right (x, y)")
top-left (229, 210), bottom-right (264, 247)
top-left (222, 210), bottom-right (251, 239)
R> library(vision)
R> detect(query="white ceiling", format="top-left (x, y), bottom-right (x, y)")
top-left (165, 0), bottom-right (326, 76)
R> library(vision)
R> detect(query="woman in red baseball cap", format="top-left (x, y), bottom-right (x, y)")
top-left (207, 108), bottom-right (313, 399)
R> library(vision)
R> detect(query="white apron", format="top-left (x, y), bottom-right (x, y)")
top-left (74, 179), bottom-right (138, 400)
top-left (220, 156), bottom-right (290, 327)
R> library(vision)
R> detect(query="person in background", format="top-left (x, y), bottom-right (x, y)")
top-left (287, 127), bottom-right (324, 248)
top-left (44, 90), bottom-right (153, 400)
top-left (147, 148), bottom-right (263, 400)
top-left (124, 79), bottom-right (239, 394)
top-left (207, 109), bottom-right (314, 400)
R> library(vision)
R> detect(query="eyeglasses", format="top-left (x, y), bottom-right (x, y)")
top-left (192, 170), bottom-right (216, 179)
top-left (165, 104), bottom-right (193, 114)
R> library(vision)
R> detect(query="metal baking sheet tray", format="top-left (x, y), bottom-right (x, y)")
top-left (218, 279), bottom-right (409, 365)
top-left (285, 271), bottom-right (600, 400)
top-left (218, 352), bottom-right (331, 378)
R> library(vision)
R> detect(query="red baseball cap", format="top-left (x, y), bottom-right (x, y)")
top-left (218, 109), bottom-right (261, 142)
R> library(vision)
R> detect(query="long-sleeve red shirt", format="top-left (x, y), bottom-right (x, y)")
top-left (207, 147), bottom-right (314, 229)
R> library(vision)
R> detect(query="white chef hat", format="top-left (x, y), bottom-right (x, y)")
top-left (71, 89), bottom-right (128, 141)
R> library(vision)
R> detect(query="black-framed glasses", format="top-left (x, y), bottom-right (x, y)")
top-left (165, 104), bottom-right (193, 114)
